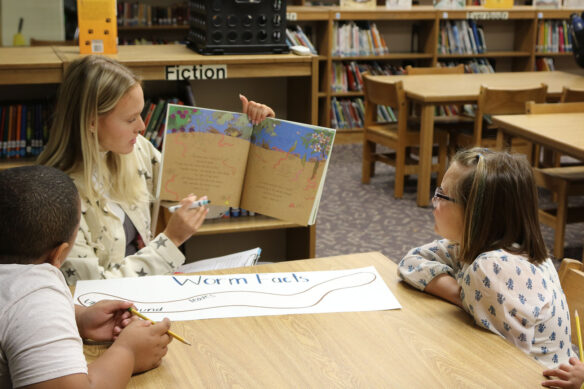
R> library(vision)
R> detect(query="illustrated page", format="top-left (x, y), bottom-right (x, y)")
top-left (159, 105), bottom-right (253, 207)
top-left (241, 119), bottom-right (335, 225)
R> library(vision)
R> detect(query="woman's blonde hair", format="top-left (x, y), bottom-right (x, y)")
top-left (37, 55), bottom-right (147, 207)
top-left (451, 148), bottom-right (548, 265)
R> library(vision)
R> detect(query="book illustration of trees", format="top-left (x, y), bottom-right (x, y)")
top-left (300, 130), bottom-right (334, 179)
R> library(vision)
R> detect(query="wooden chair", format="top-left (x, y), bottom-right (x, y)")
top-left (451, 84), bottom-right (548, 162)
top-left (560, 86), bottom-right (584, 103)
top-left (558, 258), bottom-right (584, 344)
top-left (524, 101), bottom-right (584, 259)
top-left (362, 74), bottom-right (448, 198)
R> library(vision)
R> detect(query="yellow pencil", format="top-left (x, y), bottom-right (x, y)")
top-left (576, 309), bottom-right (583, 362)
top-left (128, 307), bottom-right (191, 346)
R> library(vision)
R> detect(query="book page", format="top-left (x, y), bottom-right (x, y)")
top-left (241, 120), bottom-right (335, 226)
top-left (158, 105), bottom-right (253, 207)
top-left (176, 247), bottom-right (261, 273)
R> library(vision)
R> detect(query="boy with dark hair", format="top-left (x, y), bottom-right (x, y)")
top-left (0, 165), bottom-right (172, 389)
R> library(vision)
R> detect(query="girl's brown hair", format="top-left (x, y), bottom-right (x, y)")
top-left (451, 148), bottom-right (547, 265)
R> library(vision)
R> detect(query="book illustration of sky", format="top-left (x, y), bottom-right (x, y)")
top-left (165, 105), bottom-right (253, 139)
top-left (165, 105), bottom-right (334, 164)
top-left (251, 120), bottom-right (334, 164)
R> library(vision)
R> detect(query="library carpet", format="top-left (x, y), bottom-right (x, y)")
top-left (315, 144), bottom-right (584, 264)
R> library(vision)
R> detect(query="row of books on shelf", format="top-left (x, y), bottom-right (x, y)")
top-left (536, 57), bottom-right (557, 71)
top-left (439, 20), bottom-right (487, 55)
top-left (0, 103), bottom-right (50, 160)
top-left (330, 97), bottom-right (398, 130)
top-left (437, 59), bottom-right (495, 73)
top-left (332, 21), bottom-right (389, 57)
top-left (119, 38), bottom-right (185, 45)
top-left (536, 20), bottom-right (573, 53)
top-left (286, 26), bottom-right (317, 55)
top-left (117, 1), bottom-right (189, 27)
top-left (330, 59), bottom-right (494, 93)
top-left (141, 97), bottom-right (186, 150)
top-left (331, 62), bottom-right (405, 93)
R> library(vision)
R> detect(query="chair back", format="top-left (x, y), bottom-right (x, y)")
top-left (405, 64), bottom-right (464, 75)
top-left (473, 84), bottom-right (548, 145)
top-left (560, 86), bottom-right (584, 103)
top-left (362, 74), bottom-right (409, 145)
top-left (558, 258), bottom-right (584, 343)
top-left (526, 101), bottom-right (584, 114)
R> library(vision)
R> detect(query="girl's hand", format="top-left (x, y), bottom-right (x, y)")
top-left (542, 357), bottom-right (584, 389)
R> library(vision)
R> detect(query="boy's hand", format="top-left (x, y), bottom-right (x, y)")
top-left (114, 318), bottom-right (172, 373)
top-left (239, 94), bottom-right (275, 125)
top-left (76, 300), bottom-right (134, 341)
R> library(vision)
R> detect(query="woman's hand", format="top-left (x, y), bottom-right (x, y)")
top-left (163, 194), bottom-right (208, 247)
top-left (75, 300), bottom-right (134, 341)
top-left (240, 94), bottom-right (275, 125)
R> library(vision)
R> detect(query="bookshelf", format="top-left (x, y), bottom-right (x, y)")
top-left (286, 5), bottom-right (583, 141)
top-left (116, 0), bottom-right (189, 45)
top-left (0, 44), bottom-right (317, 261)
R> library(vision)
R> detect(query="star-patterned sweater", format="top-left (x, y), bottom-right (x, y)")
top-left (60, 135), bottom-right (185, 286)
top-left (398, 239), bottom-right (573, 369)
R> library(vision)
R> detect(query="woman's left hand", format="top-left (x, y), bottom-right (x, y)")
top-left (239, 94), bottom-right (275, 125)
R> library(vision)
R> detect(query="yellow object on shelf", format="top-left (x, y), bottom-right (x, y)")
top-left (77, 0), bottom-right (117, 54)
top-left (484, 0), bottom-right (513, 8)
top-left (12, 18), bottom-right (25, 46)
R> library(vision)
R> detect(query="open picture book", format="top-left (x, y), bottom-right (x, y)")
top-left (157, 105), bottom-right (336, 226)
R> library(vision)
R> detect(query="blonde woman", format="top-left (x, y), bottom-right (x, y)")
top-left (38, 55), bottom-right (274, 285)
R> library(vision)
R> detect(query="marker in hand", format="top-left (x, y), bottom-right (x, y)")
top-left (168, 199), bottom-right (210, 213)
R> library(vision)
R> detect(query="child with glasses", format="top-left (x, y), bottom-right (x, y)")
top-left (398, 147), bottom-right (572, 369)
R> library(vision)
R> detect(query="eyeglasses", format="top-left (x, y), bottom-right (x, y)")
top-left (433, 187), bottom-right (456, 203)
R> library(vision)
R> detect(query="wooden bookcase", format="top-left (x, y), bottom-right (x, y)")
top-left (0, 44), bottom-right (317, 261)
top-left (286, 5), bottom-right (583, 140)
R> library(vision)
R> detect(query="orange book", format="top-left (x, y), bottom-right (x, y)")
top-left (77, 0), bottom-right (118, 54)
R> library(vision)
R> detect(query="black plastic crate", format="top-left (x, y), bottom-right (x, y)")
top-left (186, 1), bottom-right (289, 55)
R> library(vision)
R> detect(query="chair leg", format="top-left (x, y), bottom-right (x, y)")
top-left (394, 147), bottom-right (405, 198)
top-left (553, 182), bottom-right (568, 260)
top-left (362, 140), bottom-right (373, 184)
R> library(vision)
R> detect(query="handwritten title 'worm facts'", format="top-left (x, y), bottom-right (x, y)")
top-left (73, 267), bottom-right (401, 321)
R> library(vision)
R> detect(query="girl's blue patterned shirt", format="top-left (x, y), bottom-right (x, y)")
top-left (398, 239), bottom-right (572, 369)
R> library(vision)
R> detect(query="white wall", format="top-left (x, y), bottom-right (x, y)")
top-left (1, 0), bottom-right (64, 46)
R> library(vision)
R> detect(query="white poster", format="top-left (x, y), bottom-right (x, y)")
top-left (73, 266), bottom-right (401, 321)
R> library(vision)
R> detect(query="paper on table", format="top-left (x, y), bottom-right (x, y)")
top-left (176, 247), bottom-right (261, 273)
top-left (73, 266), bottom-right (401, 322)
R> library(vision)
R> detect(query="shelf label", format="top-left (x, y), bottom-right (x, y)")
top-left (467, 11), bottom-right (509, 20)
top-left (443, 12), bottom-right (448, 19)
top-left (287, 12), bottom-right (297, 21)
top-left (165, 65), bottom-right (227, 81)
top-left (537, 12), bottom-right (543, 19)
top-left (335, 12), bottom-right (341, 19)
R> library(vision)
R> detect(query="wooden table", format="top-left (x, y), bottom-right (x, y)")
top-left (369, 71), bottom-right (584, 207)
top-left (493, 112), bottom-right (584, 161)
top-left (83, 252), bottom-right (545, 388)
